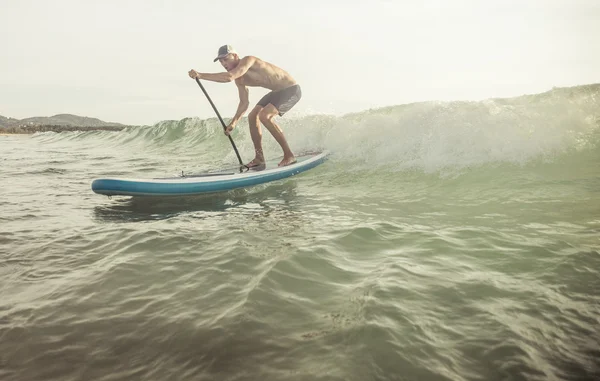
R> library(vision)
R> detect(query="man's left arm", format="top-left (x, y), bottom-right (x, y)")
top-left (189, 56), bottom-right (256, 83)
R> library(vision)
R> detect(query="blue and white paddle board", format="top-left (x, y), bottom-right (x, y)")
top-left (91, 150), bottom-right (329, 197)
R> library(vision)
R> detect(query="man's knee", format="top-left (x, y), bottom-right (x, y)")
top-left (258, 109), bottom-right (275, 124)
top-left (249, 105), bottom-right (262, 117)
top-left (248, 107), bottom-right (261, 125)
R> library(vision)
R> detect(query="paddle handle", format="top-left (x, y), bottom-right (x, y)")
top-left (195, 78), bottom-right (244, 166)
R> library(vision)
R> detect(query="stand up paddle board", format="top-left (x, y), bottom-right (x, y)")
top-left (91, 150), bottom-right (329, 197)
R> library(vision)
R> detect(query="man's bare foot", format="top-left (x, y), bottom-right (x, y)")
top-left (246, 157), bottom-right (265, 168)
top-left (278, 156), bottom-right (297, 167)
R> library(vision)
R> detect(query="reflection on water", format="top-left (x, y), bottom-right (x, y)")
top-left (92, 180), bottom-right (301, 223)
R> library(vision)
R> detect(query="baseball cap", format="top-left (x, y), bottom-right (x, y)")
top-left (213, 45), bottom-right (236, 62)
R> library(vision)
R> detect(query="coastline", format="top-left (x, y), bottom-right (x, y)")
top-left (0, 125), bottom-right (128, 134)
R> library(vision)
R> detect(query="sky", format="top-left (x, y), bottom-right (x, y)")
top-left (1, 0), bottom-right (599, 126)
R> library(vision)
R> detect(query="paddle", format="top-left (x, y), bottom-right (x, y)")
top-left (194, 77), bottom-right (245, 168)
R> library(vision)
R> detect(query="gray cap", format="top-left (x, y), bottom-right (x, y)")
top-left (213, 45), bottom-right (237, 62)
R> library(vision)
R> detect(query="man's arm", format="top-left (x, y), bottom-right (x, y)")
top-left (190, 56), bottom-right (256, 83)
top-left (229, 80), bottom-right (250, 126)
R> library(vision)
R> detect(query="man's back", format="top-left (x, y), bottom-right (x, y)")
top-left (235, 56), bottom-right (297, 91)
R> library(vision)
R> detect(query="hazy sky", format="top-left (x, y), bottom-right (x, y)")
top-left (1, 0), bottom-right (598, 125)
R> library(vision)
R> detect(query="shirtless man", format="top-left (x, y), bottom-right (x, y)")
top-left (188, 45), bottom-right (301, 167)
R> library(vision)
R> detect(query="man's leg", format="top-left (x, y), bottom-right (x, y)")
top-left (246, 105), bottom-right (265, 167)
top-left (258, 104), bottom-right (296, 166)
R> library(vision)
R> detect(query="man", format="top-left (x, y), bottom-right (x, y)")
top-left (188, 45), bottom-right (302, 167)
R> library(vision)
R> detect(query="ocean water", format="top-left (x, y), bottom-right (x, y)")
top-left (1, 84), bottom-right (599, 381)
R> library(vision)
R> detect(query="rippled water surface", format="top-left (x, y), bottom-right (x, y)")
top-left (1, 86), bottom-right (600, 380)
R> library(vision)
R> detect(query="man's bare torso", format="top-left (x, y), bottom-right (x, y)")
top-left (235, 56), bottom-right (297, 91)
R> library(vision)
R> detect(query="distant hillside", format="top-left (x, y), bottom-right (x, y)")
top-left (0, 113), bottom-right (129, 134)
top-left (0, 115), bottom-right (21, 128)
top-left (0, 113), bottom-right (125, 128)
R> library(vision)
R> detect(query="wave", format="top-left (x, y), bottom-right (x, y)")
top-left (33, 84), bottom-right (600, 174)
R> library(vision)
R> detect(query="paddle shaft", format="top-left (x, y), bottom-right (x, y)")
top-left (194, 78), bottom-right (244, 166)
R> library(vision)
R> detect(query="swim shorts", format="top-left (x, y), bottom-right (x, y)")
top-left (256, 84), bottom-right (302, 116)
